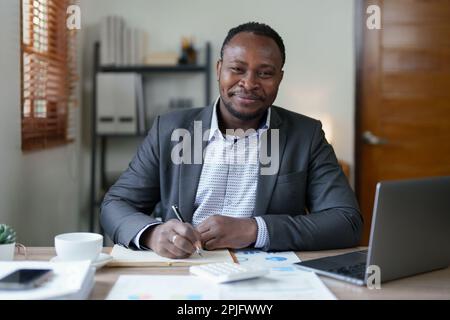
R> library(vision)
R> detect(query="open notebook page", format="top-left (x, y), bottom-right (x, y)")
top-left (109, 244), bottom-right (235, 267)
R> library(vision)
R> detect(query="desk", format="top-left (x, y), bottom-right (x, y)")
top-left (15, 247), bottom-right (450, 300)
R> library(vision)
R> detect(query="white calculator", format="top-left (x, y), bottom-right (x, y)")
top-left (189, 262), bottom-right (269, 283)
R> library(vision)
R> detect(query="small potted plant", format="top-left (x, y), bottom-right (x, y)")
top-left (0, 224), bottom-right (16, 261)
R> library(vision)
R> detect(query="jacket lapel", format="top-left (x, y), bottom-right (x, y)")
top-left (178, 105), bottom-right (213, 222)
top-left (254, 107), bottom-right (287, 216)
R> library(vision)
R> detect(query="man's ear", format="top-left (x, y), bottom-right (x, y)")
top-left (279, 70), bottom-right (284, 82)
top-left (216, 59), bottom-right (222, 81)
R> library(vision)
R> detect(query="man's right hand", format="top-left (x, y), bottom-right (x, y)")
top-left (140, 219), bottom-right (202, 259)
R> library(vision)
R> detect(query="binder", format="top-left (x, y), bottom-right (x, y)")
top-left (123, 27), bottom-right (131, 65)
top-left (96, 73), bottom-right (138, 134)
top-left (135, 74), bottom-right (146, 135)
top-left (99, 17), bottom-right (109, 65)
top-left (99, 16), bottom-right (147, 66)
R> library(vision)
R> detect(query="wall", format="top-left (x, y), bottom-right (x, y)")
top-left (0, 0), bottom-right (81, 246)
top-left (78, 0), bottom-right (356, 229)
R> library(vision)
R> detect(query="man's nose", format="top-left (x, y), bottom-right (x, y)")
top-left (239, 72), bottom-right (260, 91)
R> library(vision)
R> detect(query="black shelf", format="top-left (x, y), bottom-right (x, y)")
top-left (89, 41), bottom-right (212, 233)
top-left (99, 64), bottom-right (208, 73)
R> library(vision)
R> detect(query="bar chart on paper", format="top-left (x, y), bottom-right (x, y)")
top-left (106, 275), bottom-right (220, 300)
top-left (233, 249), bottom-right (301, 266)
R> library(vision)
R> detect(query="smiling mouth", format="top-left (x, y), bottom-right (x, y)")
top-left (232, 93), bottom-right (262, 104)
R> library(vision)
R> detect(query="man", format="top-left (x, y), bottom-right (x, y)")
top-left (101, 22), bottom-right (363, 259)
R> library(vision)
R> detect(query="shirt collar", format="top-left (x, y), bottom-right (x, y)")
top-left (208, 96), bottom-right (271, 141)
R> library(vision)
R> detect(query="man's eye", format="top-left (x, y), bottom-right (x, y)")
top-left (258, 71), bottom-right (273, 78)
top-left (230, 67), bottom-right (243, 73)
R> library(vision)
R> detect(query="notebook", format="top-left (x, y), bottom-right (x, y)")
top-left (108, 245), bottom-right (236, 267)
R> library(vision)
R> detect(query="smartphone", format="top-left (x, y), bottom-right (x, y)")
top-left (0, 269), bottom-right (53, 290)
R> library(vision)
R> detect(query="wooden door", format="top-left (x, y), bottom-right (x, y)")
top-left (355, 0), bottom-right (450, 245)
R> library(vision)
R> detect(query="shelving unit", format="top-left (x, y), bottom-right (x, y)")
top-left (89, 41), bottom-right (211, 233)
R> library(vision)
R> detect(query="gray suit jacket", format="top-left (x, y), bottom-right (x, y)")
top-left (100, 105), bottom-right (363, 251)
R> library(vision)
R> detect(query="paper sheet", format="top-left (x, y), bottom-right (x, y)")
top-left (109, 244), bottom-right (234, 267)
top-left (219, 267), bottom-right (336, 300)
top-left (106, 275), bottom-right (220, 300)
top-left (106, 270), bottom-right (335, 300)
top-left (221, 249), bottom-right (335, 299)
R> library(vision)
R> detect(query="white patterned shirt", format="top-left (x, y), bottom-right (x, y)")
top-left (191, 99), bottom-right (270, 248)
top-left (133, 98), bottom-right (270, 249)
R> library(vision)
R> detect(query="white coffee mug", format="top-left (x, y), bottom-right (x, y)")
top-left (55, 232), bottom-right (103, 261)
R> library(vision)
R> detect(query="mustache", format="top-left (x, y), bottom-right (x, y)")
top-left (229, 91), bottom-right (263, 100)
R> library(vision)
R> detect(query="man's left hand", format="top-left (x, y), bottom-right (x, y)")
top-left (197, 215), bottom-right (257, 250)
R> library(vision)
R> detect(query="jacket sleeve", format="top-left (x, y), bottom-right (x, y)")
top-left (100, 117), bottom-right (162, 248)
top-left (260, 121), bottom-right (363, 251)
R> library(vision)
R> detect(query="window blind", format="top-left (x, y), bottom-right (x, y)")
top-left (21, 0), bottom-right (78, 150)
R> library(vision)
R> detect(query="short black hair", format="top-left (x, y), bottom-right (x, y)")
top-left (220, 22), bottom-right (286, 67)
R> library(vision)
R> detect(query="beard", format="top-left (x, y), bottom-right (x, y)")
top-left (222, 96), bottom-right (266, 121)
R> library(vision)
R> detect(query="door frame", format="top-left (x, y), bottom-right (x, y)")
top-left (354, 0), bottom-right (365, 207)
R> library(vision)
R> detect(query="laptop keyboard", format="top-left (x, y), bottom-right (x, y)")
top-left (329, 262), bottom-right (367, 279)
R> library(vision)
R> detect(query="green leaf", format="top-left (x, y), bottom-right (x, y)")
top-left (0, 224), bottom-right (16, 244)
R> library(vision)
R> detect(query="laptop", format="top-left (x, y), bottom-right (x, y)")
top-left (295, 176), bottom-right (450, 286)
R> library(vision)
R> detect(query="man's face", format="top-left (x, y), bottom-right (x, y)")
top-left (217, 32), bottom-right (284, 121)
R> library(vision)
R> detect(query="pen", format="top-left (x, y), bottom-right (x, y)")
top-left (171, 205), bottom-right (203, 257)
